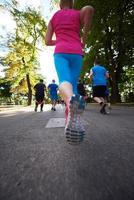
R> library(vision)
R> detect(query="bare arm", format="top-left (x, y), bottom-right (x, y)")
top-left (45, 21), bottom-right (56, 46)
top-left (106, 71), bottom-right (109, 79)
top-left (80, 6), bottom-right (94, 46)
top-left (89, 69), bottom-right (93, 81)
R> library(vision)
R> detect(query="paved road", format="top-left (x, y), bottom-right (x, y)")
top-left (0, 104), bottom-right (134, 200)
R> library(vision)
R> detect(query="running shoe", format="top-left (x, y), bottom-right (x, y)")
top-left (100, 102), bottom-right (107, 114)
top-left (65, 94), bottom-right (85, 143)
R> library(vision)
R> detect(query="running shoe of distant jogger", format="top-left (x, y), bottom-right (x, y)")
top-left (100, 102), bottom-right (107, 114)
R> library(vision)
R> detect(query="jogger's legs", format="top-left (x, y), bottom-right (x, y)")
top-left (35, 101), bottom-right (38, 111)
top-left (54, 53), bottom-right (83, 104)
top-left (40, 102), bottom-right (44, 111)
top-left (54, 53), bottom-right (85, 142)
top-left (93, 97), bottom-right (104, 104)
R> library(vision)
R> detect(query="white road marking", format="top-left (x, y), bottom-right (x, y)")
top-left (46, 118), bottom-right (65, 128)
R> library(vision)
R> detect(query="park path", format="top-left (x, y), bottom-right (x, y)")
top-left (0, 104), bottom-right (134, 200)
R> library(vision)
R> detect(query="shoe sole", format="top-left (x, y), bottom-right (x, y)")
top-left (65, 95), bottom-right (86, 143)
top-left (70, 95), bottom-right (85, 114)
top-left (66, 128), bottom-right (85, 134)
top-left (66, 136), bottom-right (84, 144)
top-left (65, 129), bottom-right (85, 143)
top-left (65, 95), bottom-right (85, 131)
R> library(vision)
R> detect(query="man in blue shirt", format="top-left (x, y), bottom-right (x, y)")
top-left (48, 80), bottom-right (58, 111)
top-left (89, 57), bottom-right (109, 114)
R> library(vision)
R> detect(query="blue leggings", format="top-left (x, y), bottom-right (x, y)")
top-left (54, 53), bottom-right (83, 94)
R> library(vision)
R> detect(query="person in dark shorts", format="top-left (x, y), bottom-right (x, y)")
top-left (89, 57), bottom-right (109, 114)
top-left (48, 80), bottom-right (58, 111)
top-left (77, 79), bottom-right (88, 105)
top-left (77, 79), bottom-right (86, 97)
top-left (34, 79), bottom-right (46, 112)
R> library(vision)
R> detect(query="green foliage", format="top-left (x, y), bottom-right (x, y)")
top-left (0, 0), bottom-right (47, 99)
top-left (0, 78), bottom-right (12, 98)
top-left (75, 0), bottom-right (134, 102)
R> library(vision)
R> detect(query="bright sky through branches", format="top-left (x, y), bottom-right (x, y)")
top-left (0, 0), bottom-right (59, 85)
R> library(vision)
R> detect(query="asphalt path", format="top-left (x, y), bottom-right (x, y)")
top-left (0, 104), bottom-right (134, 200)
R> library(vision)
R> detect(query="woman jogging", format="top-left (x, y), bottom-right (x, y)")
top-left (45, 0), bottom-right (94, 143)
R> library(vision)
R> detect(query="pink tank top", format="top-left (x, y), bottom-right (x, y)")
top-left (51, 9), bottom-right (83, 55)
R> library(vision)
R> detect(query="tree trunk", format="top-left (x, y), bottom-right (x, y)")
top-left (26, 74), bottom-right (32, 105)
top-left (109, 57), bottom-right (121, 103)
top-left (104, 25), bottom-right (121, 103)
top-left (110, 71), bottom-right (121, 103)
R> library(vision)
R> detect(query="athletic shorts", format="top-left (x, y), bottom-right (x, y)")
top-left (50, 94), bottom-right (58, 101)
top-left (36, 99), bottom-right (44, 104)
top-left (54, 53), bottom-right (83, 94)
top-left (93, 85), bottom-right (107, 98)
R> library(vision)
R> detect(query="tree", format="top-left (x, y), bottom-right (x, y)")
top-left (75, 0), bottom-right (133, 103)
top-left (0, 78), bottom-right (12, 104)
top-left (0, 0), bottom-right (47, 105)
